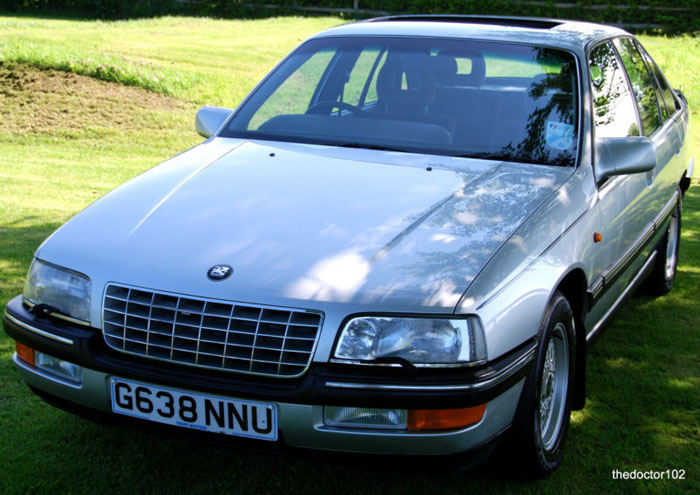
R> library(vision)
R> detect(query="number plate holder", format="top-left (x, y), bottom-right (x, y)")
top-left (109, 377), bottom-right (278, 441)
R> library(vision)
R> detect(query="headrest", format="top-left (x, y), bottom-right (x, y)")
top-left (376, 55), bottom-right (437, 107)
top-left (437, 48), bottom-right (486, 87)
top-left (432, 54), bottom-right (458, 85)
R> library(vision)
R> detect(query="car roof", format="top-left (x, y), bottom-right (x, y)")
top-left (311, 15), bottom-right (629, 52)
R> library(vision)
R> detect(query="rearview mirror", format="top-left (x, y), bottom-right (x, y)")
top-left (195, 106), bottom-right (234, 138)
top-left (595, 137), bottom-right (657, 186)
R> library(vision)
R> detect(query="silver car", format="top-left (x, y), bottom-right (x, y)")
top-left (3, 15), bottom-right (694, 477)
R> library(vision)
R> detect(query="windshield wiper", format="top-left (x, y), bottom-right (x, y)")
top-left (451, 151), bottom-right (541, 165)
top-left (451, 151), bottom-right (512, 160)
top-left (330, 142), bottom-right (411, 153)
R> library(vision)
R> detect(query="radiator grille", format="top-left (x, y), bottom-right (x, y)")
top-left (102, 284), bottom-right (323, 377)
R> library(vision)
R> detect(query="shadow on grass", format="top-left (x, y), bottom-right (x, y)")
top-left (0, 217), bottom-right (60, 260)
top-left (0, 218), bottom-right (62, 300)
top-left (564, 182), bottom-right (700, 492)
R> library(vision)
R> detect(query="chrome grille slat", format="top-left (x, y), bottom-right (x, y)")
top-left (277, 313), bottom-right (292, 375)
top-left (102, 284), bottom-right (322, 378)
top-left (169, 296), bottom-right (183, 360)
top-left (220, 303), bottom-right (236, 368)
top-left (106, 307), bottom-right (321, 328)
top-left (248, 313), bottom-right (263, 373)
top-left (145, 292), bottom-right (156, 356)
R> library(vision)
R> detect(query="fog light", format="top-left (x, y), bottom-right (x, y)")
top-left (324, 406), bottom-right (407, 430)
top-left (15, 341), bottom-right (35, 366)
top-left (35, 352), bottom-right (82, 384)
top-left (408, 404), bottom-right (486, 431)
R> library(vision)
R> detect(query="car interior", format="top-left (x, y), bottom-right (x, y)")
top-left (233, 40), bottom-right (578, 166)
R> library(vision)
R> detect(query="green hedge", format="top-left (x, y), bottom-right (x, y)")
top-left (289, 0), bottom-right (698, 30)
top-left (2, 1), bottom-right (174, 17)
top-left (1, 0), bottom-right (697, 32)
top-left (289, 0), bottom-right (696, 9)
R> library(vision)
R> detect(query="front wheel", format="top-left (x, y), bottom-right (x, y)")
top-left (504, 291), bottom-right (576, 479)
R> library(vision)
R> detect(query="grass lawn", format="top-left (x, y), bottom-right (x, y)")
top-left (0, 15), bottom-right (698, 494)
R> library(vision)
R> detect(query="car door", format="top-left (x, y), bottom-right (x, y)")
top-left (586, 40), bottom-right (646, 327)
top-left (613, 37), bottom-right (678, 250)
top-left (586, 37), bottom-right (684, 331)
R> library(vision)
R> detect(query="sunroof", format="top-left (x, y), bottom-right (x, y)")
top-left (367, 15), bottom-right (564, 30)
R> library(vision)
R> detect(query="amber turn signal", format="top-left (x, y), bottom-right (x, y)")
top-left (15, 341), bottom-right (35, 366)
top-left (407, 404), bottom-right (486, 431)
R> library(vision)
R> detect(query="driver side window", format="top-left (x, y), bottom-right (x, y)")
top-left (589, 41), bottom-right (640, 138)
top-left (614, 37), bottom-right (662, 136)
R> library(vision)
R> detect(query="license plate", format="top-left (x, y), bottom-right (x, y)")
top-left (110, 377), bottom-right (278, 441)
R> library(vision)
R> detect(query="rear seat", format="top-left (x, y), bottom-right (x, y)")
top-left (491, 91), bottom-right (575, 157)
top-left (367, 49), bottom-right (576, 156)
top-left (372, 56), bottom-right (457, 138)
top-left (431, 87), bottom-right (503, 149)
top-left (490, 90), bottom-right (530, 150)
top-left (430, 85), bottom-right (506, 148)
top-left (427, 50), bottom-right (505, 150)
top-left (431, 76), bottom-right (575, 155)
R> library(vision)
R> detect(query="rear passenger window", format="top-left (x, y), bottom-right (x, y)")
top-left (589, 42), bottom-right (640, 138)
top-left (614, 37), bottom-right (662, 136)
top-left (637, 41), bottom-right (679, 118)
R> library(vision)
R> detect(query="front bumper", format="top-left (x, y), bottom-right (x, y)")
top-left (4, 295), bottom-right (531, 456)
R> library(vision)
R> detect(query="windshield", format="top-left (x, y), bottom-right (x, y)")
top-left (222, 37), bottom-right (579, 166)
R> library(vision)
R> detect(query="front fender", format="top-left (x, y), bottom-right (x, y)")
top-left (457, 167), bottom-right (602, 360)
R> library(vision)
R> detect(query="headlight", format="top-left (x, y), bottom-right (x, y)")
top-left (23, 258), bottom-right (91, 323)
top-left (333, 316), bottom-right (487, 366)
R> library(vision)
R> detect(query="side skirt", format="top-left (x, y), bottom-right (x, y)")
top-left (585, 250), bottom-right (657, 348)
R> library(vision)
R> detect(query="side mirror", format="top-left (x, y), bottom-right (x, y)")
top-left (595, 137), bottom-right (657, 186)
top-left (195, 106), bottom-right (234, 138)
top-left (675, 88), bottom-right (687, 106)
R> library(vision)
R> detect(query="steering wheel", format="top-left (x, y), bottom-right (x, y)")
top-left (306, 101), bottom-right (371, 117)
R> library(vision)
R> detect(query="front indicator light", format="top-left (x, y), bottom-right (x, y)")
top-left (15, 341), bottom-right (35, 366)
top-left (34, 352), bottom-right (82, 384)
top-left (323, 404), bottom-right (486, 431)
top-left (324, 406), bottom-right (407, 430)
top-left (408, 404), bottom-right (486, 431)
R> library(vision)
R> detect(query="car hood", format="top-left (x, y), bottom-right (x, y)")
top-left (39, 139), bottom-right (572, 313)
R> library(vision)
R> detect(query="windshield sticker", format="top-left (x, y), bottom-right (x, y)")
top-left (545, 121), bottom-right (574, 150)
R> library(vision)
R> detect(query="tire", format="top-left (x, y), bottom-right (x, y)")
top-left (641, 196), bottom-right (681, 296)
top-left (503, 291), bottom-right (576, 479)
